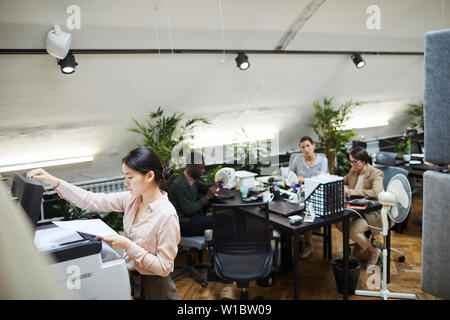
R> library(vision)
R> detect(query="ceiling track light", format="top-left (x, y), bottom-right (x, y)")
top-left (235, 51), bottom-right (250, 70)
top-left (351, 53), bottom-right (366, 68)
top-left (57, 52), bottom-right (78, 74)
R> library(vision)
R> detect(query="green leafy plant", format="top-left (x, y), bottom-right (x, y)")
top-left (335, 150), bottom-right (351, 177)
top-left (406, 103), bottom-right (424, 131)
top-left (101, 212), bottom-right (124, 232)
top-left (202, 164), bottom-right (223, 184)
top-left (53, 199), bottom-right (99, 221)
top-left (309, 97), bottom-right (363, 174)
top-left (128, 107), bottom-right (210, 169)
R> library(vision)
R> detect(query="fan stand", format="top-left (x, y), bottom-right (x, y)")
top-left (355, 207), bottom-right (416, 300)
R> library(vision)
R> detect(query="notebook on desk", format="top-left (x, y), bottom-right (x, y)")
top-left (269, 200), bottom-right (304, 217)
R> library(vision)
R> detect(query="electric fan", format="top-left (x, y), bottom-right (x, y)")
top-left (355, 174), bottom-right (416, 300)
top-left (214, 167), bottom-right (238, 189)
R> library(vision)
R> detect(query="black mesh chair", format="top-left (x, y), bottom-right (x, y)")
top-left (208, 202), bottom-right (274, 300)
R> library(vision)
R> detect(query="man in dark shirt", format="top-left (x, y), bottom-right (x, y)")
top-left (169, 152), bottom-right (222, 236)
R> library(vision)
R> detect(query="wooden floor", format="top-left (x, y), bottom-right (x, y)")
top-left (172, 191), bottom-right (440, 300)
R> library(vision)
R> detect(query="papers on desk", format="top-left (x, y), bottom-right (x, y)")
top-left (52, 219), bottom-right (118, 238)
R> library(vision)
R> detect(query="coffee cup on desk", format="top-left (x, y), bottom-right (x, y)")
top-left (263, 192), bottom-right (274, 203)
top-left (240, 186), bottom-right (249, 199)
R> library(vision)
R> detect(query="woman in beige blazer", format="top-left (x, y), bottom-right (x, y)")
top-left (337, 147), bottom-right (383, 266)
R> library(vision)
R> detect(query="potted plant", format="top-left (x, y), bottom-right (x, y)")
top-left (128, 107), bottom-right (210, 190)
top-left (309, 97), bottom-right (363, 174)
top-left (128, 107), bottom-right (210, 168)
top-left (406, 102), bottom-right (424, 132)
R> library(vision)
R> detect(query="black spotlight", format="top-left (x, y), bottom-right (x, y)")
top-left (235, 51), bottom-right (250, 70)
top-left (57, 52), bottom-right (78, 74)
top-left (351, 53), bottom-right (365, 68)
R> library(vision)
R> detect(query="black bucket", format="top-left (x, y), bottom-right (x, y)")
top-left (332, 258), bottom-right (361, 295)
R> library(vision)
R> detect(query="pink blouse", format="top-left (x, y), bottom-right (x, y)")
top-left (55, 180), bottom-right (180, 277)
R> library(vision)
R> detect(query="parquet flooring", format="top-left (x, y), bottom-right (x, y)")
top-left (172, 192), bottom-right (440, 300)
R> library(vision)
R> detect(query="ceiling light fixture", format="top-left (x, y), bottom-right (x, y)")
top-left (45, 25), bottom-right (71, 59)
top-left (0, 155), bottom-right (94, 173)
top-left (351, 53), bottom-right (366, 68)
top-left (235, 51), bottom-right (250, 70)
top-left (57, 52), bottom-right (78, 74)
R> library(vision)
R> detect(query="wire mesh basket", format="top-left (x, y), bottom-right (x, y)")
top-left (304, 176), bottom-right (345, 217)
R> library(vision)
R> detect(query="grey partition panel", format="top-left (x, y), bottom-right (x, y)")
top-left (423, 29), bottom-right (450, 164)
top-left (421, 171), bottom-right (450, 299)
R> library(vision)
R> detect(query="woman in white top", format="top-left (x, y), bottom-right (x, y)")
top-left (288, 136), bottom-right (329, 258)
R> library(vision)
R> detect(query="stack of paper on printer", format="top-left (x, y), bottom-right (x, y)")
top-left (52, 219), bottom-right (117, 238)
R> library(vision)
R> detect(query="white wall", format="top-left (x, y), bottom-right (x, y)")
top-left (0, 0), bottom-right (448, 182)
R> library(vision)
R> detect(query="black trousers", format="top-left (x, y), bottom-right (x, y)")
top-left (179, 214), bottom-right (213, 237)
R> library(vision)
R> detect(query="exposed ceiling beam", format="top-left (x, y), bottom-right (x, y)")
top-left (274, 0), bottom-right (327, 51)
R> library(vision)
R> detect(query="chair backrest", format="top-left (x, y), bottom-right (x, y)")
top-left (375, 151), bottom-right (398, 166)
top-left (352, 140), bottom-right (368, 149)
top-left (374, 165), bottom-right (409, 190)
top-left (210, 202), bottom-right (273, 283)
top-left (211, 202), bottom-right (271, 255)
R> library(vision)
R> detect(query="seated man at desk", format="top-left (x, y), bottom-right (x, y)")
top-left (169, 152), bottom-right (222, 237)
top-left (336, 146), bottom-right (384, 266)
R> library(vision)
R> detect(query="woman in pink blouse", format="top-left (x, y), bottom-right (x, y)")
top-left (27, 146), bottom-right (181, 300)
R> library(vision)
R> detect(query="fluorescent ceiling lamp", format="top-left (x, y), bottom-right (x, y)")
top-left (0, 155), bottom-right (94, 173)
top-left (342, 119), bottom-right (389, 129)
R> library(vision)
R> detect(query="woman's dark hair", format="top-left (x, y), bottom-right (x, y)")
top-left (122, 146), bottom-right (174, 184)
top-left (350, 146), bottom-right (371, 164)
top-left (299, 136), bottom-right (314, 145)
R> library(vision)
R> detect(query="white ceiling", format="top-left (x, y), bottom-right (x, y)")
top-left (0, 0), bottom-right (449, 182)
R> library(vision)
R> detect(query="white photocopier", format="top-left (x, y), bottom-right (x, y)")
top-left (34, 224), bottom-right (131, 300)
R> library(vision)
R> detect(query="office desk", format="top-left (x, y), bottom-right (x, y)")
top-left (397, 162), bottom-right (442, 178)
top-left (215, 190), bottom-right (382, 300)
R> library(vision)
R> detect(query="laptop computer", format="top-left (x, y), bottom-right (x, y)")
top-left (269, 200), bottom-right (305, 217)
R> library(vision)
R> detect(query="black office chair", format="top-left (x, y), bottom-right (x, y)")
top-left (208, 202), bottom-right (274, 300)
top-left (171, 234), bottom-right (209, 288)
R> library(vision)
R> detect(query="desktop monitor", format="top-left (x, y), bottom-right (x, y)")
top-left (10, 173), bottom-right (44, 227)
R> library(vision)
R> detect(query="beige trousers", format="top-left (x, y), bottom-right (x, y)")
top-left (336, 215), bottom-right (373, 250)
